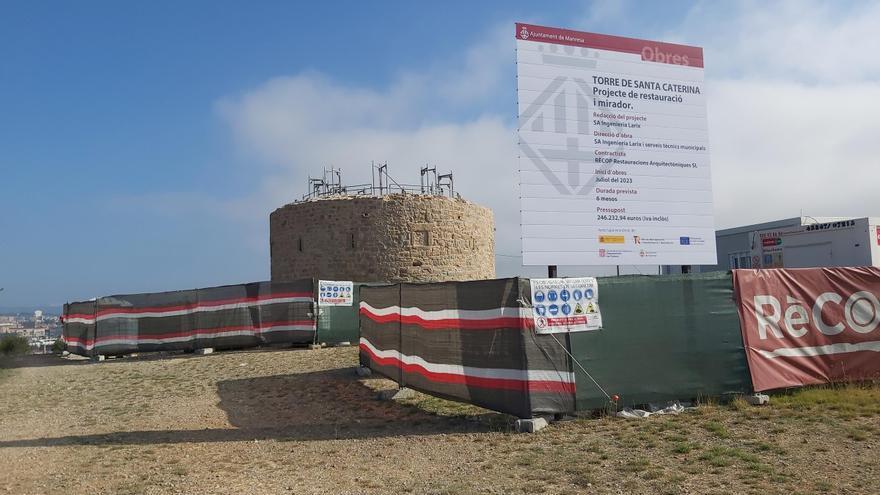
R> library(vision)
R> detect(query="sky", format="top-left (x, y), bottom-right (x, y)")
top-left (1, 0), bottom-right (879, 310)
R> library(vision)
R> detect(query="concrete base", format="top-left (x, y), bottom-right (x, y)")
top-left (61, 351), bottom-right (70, 357)
top-left (377, 387), bottom-right (415, 401)
top-left (745, 393), bottom-right (770, 406)
top-left (195, 348), bottom-right (214, 355)
top-left (125, 353), bottom-right (139, 358)
top-left (514, 416), bottom-right (550, 433)
top-left (333, 341), bottom-right (352, 347)
top-left (93, 355), bottom-right (106, 362)
top-left (355, 366), bottom-right (373, 378)
top-left (308, 344), bottom-right (324, 350)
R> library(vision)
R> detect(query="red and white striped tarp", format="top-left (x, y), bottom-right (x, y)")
top-left (63, 280), bottom-right (316, 356)
top-left (359, 279), bottom-right (575, 419)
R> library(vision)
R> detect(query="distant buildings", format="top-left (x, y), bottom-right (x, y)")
top-left (665, 216), bottom-right (880, 274)
top-left (0, 311), bottom-right (61, 341)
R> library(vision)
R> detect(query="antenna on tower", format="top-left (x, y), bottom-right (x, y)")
top-left (420, 164), bottom-right (438, 194)
top-left (300, 162), bottom-right (454, 201)
top-left (438, 171), bottom-right (454, 198)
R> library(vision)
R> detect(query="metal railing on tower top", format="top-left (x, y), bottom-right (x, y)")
top-left (297, 162), bottom-right (455, 201)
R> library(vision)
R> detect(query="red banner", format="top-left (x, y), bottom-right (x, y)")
top-left (733, 267), bottom-right (880, 391)
top-left (515, 23), bottom-right (704, 68)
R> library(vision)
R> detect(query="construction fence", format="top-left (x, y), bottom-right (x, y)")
top-left (359, 272), bottom-right (754, 418)
top-left (62, 279), bottom-right (366, 357)
top-left (359, 279), bottom-right (574, 419)
top-left (63, 267), bottom-right (880, 419)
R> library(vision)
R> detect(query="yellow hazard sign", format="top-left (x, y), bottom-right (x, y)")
top-left (586, 302), bottom-right (596, 314)
top-left (574, 303), bottom-right (584, 315)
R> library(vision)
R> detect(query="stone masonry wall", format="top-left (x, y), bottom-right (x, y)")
top-left (270, 194), bottom-right (495, 283)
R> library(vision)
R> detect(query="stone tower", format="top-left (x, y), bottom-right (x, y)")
top-left (269, 193), bottom-right (495, 283)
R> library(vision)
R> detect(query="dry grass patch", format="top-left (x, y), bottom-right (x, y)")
top-left (1, 350), bottom-right (879, 494)
top-left (773, 383), bottom-right (880, 417)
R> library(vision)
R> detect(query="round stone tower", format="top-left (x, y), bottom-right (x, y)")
top-left (269, 194), bottom-right (495, 283)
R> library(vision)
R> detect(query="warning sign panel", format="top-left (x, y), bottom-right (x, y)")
top-left (318, 280), bottom-right (353, 306)
top-left (530, 277), bottom-right (602, 334)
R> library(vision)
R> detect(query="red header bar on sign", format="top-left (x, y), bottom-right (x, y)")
top-left (516, 23), bottom-right (704, 68)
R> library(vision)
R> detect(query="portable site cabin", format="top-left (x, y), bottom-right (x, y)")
top-left (667, 216), bottom-right (880, 273)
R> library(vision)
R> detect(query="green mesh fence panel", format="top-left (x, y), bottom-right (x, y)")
top-left (316, 282), bottom-right (364, 344)
top-left (566, 272), bottom-right (752, 411)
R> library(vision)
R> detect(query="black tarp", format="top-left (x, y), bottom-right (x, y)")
top-left (359, 278), bottom-right (575, 419)
top-left (62, 280), bottom-right (316, 357)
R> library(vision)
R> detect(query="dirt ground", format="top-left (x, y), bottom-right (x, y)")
top-left (1, 347), bottom-right (878, 495)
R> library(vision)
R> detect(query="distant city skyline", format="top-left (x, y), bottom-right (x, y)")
top-left (0, 307), bottom-right (62, 316)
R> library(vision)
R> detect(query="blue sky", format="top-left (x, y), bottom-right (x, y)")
top-left (2, 1), bottom-right (879, 309)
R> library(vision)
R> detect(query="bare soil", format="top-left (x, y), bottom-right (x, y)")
top-left (0, 348), bottom-right (878, 494)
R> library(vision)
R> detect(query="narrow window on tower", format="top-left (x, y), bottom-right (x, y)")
top-left (298, 238), bottom-right (303, 252)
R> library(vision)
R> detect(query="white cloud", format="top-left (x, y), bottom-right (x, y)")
top-left (579, 0), bottom-right (630, 27)
top-left (214, 48), bottom-right (523, 269)
top-left (689, 1), bottom-right (880, 228)
top-left (215, 74), bottom-right (517, 199)
top-left (681, 0), bottom-right (880, 82)
top-left (435, 23), bottom-right (514, 104)
top-left (215, 3), bottom-right (880, 276)
top-left (708, 79), bottom-right (880, 228)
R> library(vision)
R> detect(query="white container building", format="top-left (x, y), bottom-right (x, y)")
top-left (665, 216), bottom-right (880, 273)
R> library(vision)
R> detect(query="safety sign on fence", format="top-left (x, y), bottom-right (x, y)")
top-left (530, 277), bottom-right (603, 333)
top-left (318, 280), bottom-right (353, 306)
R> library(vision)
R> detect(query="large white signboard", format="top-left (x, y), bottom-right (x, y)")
top-left (516, 23), bottom-right (717, 266)
top-left (530, 277), bottom-right (602, 333)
